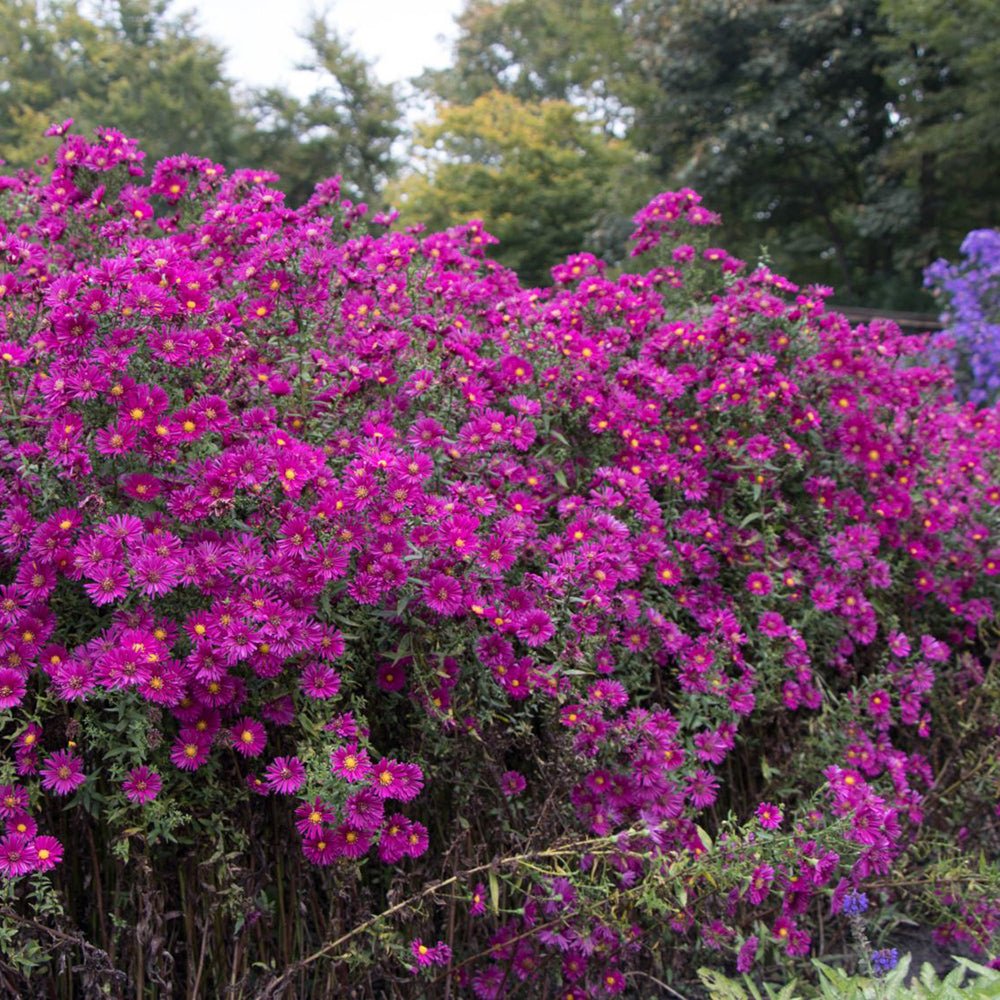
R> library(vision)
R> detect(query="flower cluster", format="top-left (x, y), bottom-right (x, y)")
top-left (926, 228), bottom-right (1000, 403)
top-left (0, 127), bottom-right (998, 990)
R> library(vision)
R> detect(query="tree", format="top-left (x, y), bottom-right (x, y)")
top-left (239, 14), bottom-right (402, 207)
top-left (0, 0), bottom-right (244, 169)
top-left (419, 0), bottom-right (999, 306)
top-left (878, 0), bottom-right (1000, 270)
top-left (390, 91), bottom-right (647, 285)
top-left (625, 0), bottom-right (913, 301)
top-left (417, 0), bottom-right (638, 134)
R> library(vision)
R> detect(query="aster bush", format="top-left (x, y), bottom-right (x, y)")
top-left (925, 228), bottom-right (1000, 404)
top-left (0, 127), bottom-right (999, 997)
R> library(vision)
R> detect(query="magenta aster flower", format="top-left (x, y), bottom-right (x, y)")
top-left (409, 938), bottom-right (451, 969)
top-left (404, 820), bottom-right (429, 858)
top-left (39, 749), bottom-right (86, 795)
top-left (469, 882), bottom-right (487, 916)
top-left (756, 801), bottom-right (783, 830)
top-left (53, 660), bottom-right (97, 701)
top-left (687, 769), bottom-right (719, 809)
top-left (0, 833), bottom-right (37, 877)
top-left (377, 814), bottom-right (412, 863)
top-left (423, 573), bottom-right (463, 616)
top-left (32, 835), bottom-right (64, 872)
top-left (132, 555), bottom-right (181, 598)
top-left (345, 787), bottom-right (385, 831)
top-left (295, 797), bottom-right (336, 837)
top-left (500, 770), bottom-right (527, 797)
top-left (514, 609), bottom-right (555, 647)
top-left (410, 939), bottom-right (435, 968)
top-left (0, 784), bottom-right (30, 817)
top-left (746, 864), bottom-right (774, 904)
top-left (375, 659), bottom-right (407, 692)
top-left (83, 562), bottom-right (131, 606)
top-left (261, 695), bottom-right (295, 726)
top-left (330, 744), bottom-right (372, 782)
top-left (300, 661), bottom-right (341, 699)
top-left (301, 829), bottom-right (340, 865)
top-left (370, 758), bottom-right (423, 801)
top-left (9, 815), bottom-right (36, 838)
top-left (230, 717), bottom-right (267, 757)
top-left (263, 756), bottom-right (306, 795)
top-left (599, 968), bottom-right (626, 994)
top-left (0, 668), bottom-right (26, 709)
top-left (122, 766), bottom-right (162, 804)
top-left (170, 734), bottom-right (212, 771)
top-left (331, 822), bottom-right (371, 859)
top-left (746, 572), bottom-right (773, 596)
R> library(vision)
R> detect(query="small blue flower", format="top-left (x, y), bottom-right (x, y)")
top-left (841, 890), bottom-right (869, 916)
top-left (872, 948), bottom-right (899, 977)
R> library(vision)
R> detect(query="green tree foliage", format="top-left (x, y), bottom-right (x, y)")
top-left (239, 14), bottom-right (402, 207)
top-left (390, 91), bottom-right (645, 285)
top-left (628, 0), bottom-right (905, 300)
top-left (0, 2), bottom-right (403, 207)
top-left (878, 0), bottom-right (1000, 269)
top-left (416, 0), bottom-right (999, 305)
top-left (416, 0), bottom-right (637, 132)
top-left (0, 0), bottom-right (244, 168)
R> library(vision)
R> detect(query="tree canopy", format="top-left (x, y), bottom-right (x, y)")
top-left (413, 0), bottom-right (999, 303)
top-left (0, 0), bottom-right (402, 207)
top-left (390, 90), bottom-right (647, 285)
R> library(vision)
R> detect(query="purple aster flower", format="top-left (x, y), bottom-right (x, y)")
top-left (370, 758), bottom-right (423, 801)
top-left (500, 770), bottom-right (526, 797)
top-left (841, 890), bottom-right (869, 916)
top-left (736, 935), bottom-right (759, 973)
top-left (0, 833), bottom-right (38, 877)
top-left (263, 756), bottom-right (306, 795)
top-left (230, 717), bottom-right (267, 757)
top-left (122, 766), bottom-right (162, 804)
top-left (32, 835), bottom-right (63, 872)
top-left (39, 749), bottom-right (86, 795)
top-left (872, 948), bottom-right (899, 976)
top-left (0, 668), bottom-right (26, 709)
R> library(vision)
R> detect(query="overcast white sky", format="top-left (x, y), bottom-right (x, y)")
top-left (187, 0), bottom-right (464, 95)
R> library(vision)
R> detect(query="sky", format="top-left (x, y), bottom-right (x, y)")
top-left (188, 0), bottom-right (465, 96)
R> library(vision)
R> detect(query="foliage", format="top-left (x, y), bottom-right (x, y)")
top-left (0, 0), bottom-right (244, 168)
top-left (415, 0), bottom-right (1000, 306)
top-left (239, 13), bottom-right (403, 207)
top-left (0, 2), bottom-right (402, 209)
top-left (878, 0), bottom-right (1000, 267)
top-left (390, 90), bottom-right (649, 285)
top-left (415, 0), bottom-right (637, 131)
top-left (0, 130), bottom-right (998, 998)
top-left (625, 0), bottom-right (910, 301)
top-left (924, 229), bottom-right (1000, 404)
top-left (701, 955), bottom-right (1000, 998)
